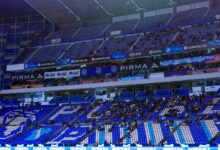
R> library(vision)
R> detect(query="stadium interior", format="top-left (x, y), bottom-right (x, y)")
top-left (0, 0), bottom-right (220, 148)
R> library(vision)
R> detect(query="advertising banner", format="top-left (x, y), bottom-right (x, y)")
top-left (148, 49), bottom-right (163, 55)
top-left (80, 62), bottom-right (158, 77)
top-left (184, 43), bottom-right (208, 51)
top-left (38, 62), bottom-right (56, 68)
top-left (129, 52), bottom-right (142, 58)
top-left (24, 63), bottom-right (38, 69)
top-left (206, 54), bottom-right (220, 64)
top-left (165, 45), bottom-right (184, 54)
top-left (111, 52), bottom-right (127, 60)
top-left (81, 66), bottom-right (119, 76)
top-left (11, 72), bottom-right (44, 81)
top-left (160, 56), bottom-right (206, 67)
top-left (7, 64), bottom-right (24, 71)
top-left (44, 69), bottom-right (80, 79)
top-left (208, 40), bottom-right (220, 48)
top-left (192, 86), bottom-right (202, 93)
top-left (91, 57), bottom-right (110, 62)
top-left (118, 76), bottom-right (145, 81)
top-left (56, 59), bottom-right (73, 65)
top-left (205, 85), bottom-right (220, 92)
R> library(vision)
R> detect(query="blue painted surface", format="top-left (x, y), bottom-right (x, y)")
top-left (201, 121), bottom-right (212, 140)
top-left (99, 131), bottom-right (105, 144)
top-left (148, 122), bottom-right (156, 145)
top-left (174, 122), bottom-right (185, 144)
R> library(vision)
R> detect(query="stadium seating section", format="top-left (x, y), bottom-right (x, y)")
top-left (0, 93), bottom-right (219, 146)
top-left (10, 6), bottom-right (220, 64)
top-left (1, 1), bottom-right (220, 147)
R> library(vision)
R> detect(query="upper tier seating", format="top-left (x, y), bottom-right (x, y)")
top-left (96, 34), bottom-right (139, 57)
top-left (61, 40), bottom-right (102, 60)
top-left (170, 8), bottom-right (208, 25)
top-left (105, 20), bottom-right (139, 35)
top-left (22, 21), bottom-right (219, 64)
top-left (30, 44), bottom-right (69, 63)
top-left (47, 29), bottom-right (78, 41)
top-left (11, 9), bottom-right (220, 64)
top-left (173, 24), bottom-right (219, 46)
top-left (136, 14), bottom-right (171, 32)
top-left (74, 24), bottom-right (107, 40)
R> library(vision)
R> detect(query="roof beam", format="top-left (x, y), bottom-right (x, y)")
top-left (56, 0), bottom-right (81, 21)
top-left (24, 0), bottom-right (54, 25)
top-left (93, 0), bottom-right (114, 16)
top-left (129, 0), bottom-right (145, 12)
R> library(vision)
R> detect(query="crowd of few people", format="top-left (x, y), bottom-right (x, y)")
top-left (0, 91), bottom-right (219, 146)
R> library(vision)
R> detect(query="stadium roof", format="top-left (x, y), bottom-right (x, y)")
top-left (0, 0), bottom-right (209, 22)
top-left (0, 0), bottom-right (37, 17)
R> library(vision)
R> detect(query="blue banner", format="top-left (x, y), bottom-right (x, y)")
top-left (80, 62), bottom-right (154, 77)
top-left (24, 63), bottom-right (38, 69)
top-left (56, 59), bottom-right (74, 65)
top-left (165, 45), bottom-right (184, 54)
top-left (111, 52), bottom-right (127, 60)
top-left (160, 56), bottom-right (206, 67)
top-left (208, 40), bottom-right (220, 48)
top-left (81, 66), bottom-right (119, 76)
top-left (118, 76), bottom-right (145, 81)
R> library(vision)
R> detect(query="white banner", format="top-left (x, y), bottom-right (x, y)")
top-left (7, 64), bottom-right (24, 71)
top-left (205, 85), bottom-right (220, 92)
top-left (44, 69), bottom-right (80, 79)
top-left (192, 86), bottom-right (202, 93)
top-left (216, 14), bottom-right (220, 20)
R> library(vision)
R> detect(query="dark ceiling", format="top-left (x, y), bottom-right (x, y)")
top-left (0, 0), bottom-right (37, 18)
top-left (0, 0), bottom-right (209, 19)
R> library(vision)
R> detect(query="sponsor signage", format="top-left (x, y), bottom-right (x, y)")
top-left (56, 59), bottom-right (74, 65)
top-left (38, 62), bottom-right (56, 68)
top-left (72, 59), bottom-right (88, 63)
top-left (25, 62), bottom-right (56, 69)
top-left (192, 86), bottom-right (202, 93)
top-left (206, 54), bottom-right (220, 63)
top-left (14, 62), bottom-right (159, 82)
top-left (118, 76), bottom-right (145, 81)
top-left (11, 72), bottom-right (44, 81)
top-left (205, 85), bottom-right (220, 92)
top-left (119, 63), bottom-right (149, 71)
top-left (7, 64), bottom-right (24, 71)
top-left (24, 63), bottom-right (38, 69)
top-left (44, 69), bottom-right (80, 79)
top-left (148, 49), bottom-right (163, 55)
top-left (165, 45), bottom-right (183, 54)
top-left (208, 40), bottom-right (220, 48)
top-left (129, 52), bottom-right (142, 57)
top-left (160, 56), bottom-right (206, 67)
top-left (91, 57), bottom-right (111, 61)
top-left (81, 66), bottom-right (119, 76)
top-left (164, 67), bottom-right (220, 77)
top-left (184, 43), bottom-right (208, 50)
top-left (25, 59), bottom-right (88, 69)
top-left (80, 62), bottom-right (158, 76)
top-left (111, 52), bottom-right (127, 60)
